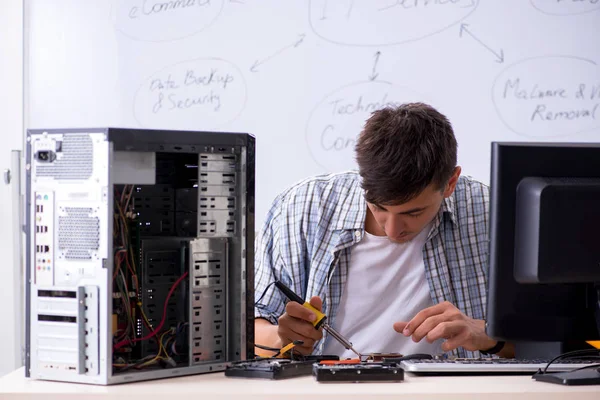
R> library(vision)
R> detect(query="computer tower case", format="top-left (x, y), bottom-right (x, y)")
top-left (25, 128), bottom-right (255, 384)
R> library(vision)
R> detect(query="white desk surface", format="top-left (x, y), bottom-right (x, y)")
top-left (1, 367), bottom-right (599, 400)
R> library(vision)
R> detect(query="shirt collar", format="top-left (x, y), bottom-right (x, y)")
top-left (331, 174), bottom-right (368, 231)
top-left (441, 192), bottom-right (458, 226)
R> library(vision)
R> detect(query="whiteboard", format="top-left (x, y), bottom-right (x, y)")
top-left (26, 0), bottom-right (600, 228)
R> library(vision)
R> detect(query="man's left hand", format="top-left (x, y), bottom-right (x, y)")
top-left (393, 301), bottom-right (496, 352)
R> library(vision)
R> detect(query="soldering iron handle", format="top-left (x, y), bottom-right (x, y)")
top-left (274, 280), bottom-right (327, 329)
top-left (274, 281), bottom-right (304, 304)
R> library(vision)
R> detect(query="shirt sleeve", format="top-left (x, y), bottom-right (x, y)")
top-left (254, 194), bottom-right (288, 325)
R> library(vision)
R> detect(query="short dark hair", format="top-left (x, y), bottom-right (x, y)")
top-left (355, 103), bottom-right (457, 205)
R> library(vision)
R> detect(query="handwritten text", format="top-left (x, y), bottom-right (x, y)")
top-left (129, 0), bottom-right (211, 19)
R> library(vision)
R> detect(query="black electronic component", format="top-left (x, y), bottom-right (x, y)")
top-left (139, 237), bottom-right (190, 361)
top-left (225, 359), bottom-right (316, 380)
top-left (379, 353), bottom-right (433, 363)
top-left (487, 142), bottom-right (600, 386)
top-left (533, 368), bottom-right (600, 385)
top-left (35, 150), bottom-right (56, 162)
top-left (313, 362), bottom-right (404, 383)
top-left (118, 152), bottom-right (200, 364)
top-left (360, 352), bottom-right (406, 362)
top-left (132, 185), bottom-right (175, 236)
top-left (225, 355), bottom-right (339, 380)
top-left (175, 187), bottom-right (198, 237)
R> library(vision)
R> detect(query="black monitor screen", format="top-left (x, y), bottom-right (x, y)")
top-left (486, 142), bottom-right (600, 344)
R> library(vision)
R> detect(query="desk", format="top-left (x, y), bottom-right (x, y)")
top-left (1, 367), bottom-right (599, 399)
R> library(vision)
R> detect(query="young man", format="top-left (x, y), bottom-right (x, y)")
top-left (254, 103), bottom-right (513, 359)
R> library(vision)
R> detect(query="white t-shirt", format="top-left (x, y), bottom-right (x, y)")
top-left (323, 224), bottom-right (444, 358)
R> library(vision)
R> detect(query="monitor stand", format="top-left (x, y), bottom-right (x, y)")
top-left (515, 341), bottom-right (588, 360)
top-left (530, 287), bottom-right (600, 386)
top-left (533, 368), bottom-right (600, 386)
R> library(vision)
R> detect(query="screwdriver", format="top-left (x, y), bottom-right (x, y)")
top-left (274, 280), bottom-right (361, 357)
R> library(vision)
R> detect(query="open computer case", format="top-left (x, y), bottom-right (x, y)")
top-left (24, 128), bottom-right (255, 384)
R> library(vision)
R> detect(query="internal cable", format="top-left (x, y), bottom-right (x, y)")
top-left (255, 343), bottom-right (281, 353)
top-left (254, 281), bottom-right (277, 309)
top-left (114, 271), bottom-right (189, 350)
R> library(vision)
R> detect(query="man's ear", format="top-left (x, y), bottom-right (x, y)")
top-left (443, 166), bottom-right (461, 198)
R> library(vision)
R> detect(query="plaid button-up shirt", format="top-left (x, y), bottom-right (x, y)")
top-left (255, 171), bottom-right (490, 358)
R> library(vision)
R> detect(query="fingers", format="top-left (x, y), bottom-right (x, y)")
top-left (429, 319), bottom-right (490, 352)
top-left (276, 328), bottom-right (319, 353)
top-left (277, 298), bottom-right (324, 355)
top-left (278, 313), bottom-right (323, 342)
top-left (395, 303), bottom-right (487, 353)
top-left (393, 321), bottom-right (408, 333)
top-left (442, 334), bottom-right (469, 352)
top-left (402, 301), bottom-right (451, 336)
top-left (285, 301), bottom-right (317, 323)
top-left (410, 314), bottom-right (448, 342)
top-left (427, 321), bottom-right (475, 351)
top-left (426, 320), bottom-right (465, 343)
top-left (309, 296), bottom-right (322, 311)
top-left (291, 344), bottom-right (314, 356)
top-left (277, 327), bottom-right (318, 355)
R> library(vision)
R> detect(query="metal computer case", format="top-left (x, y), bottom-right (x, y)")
top-left (25, 128), bottom-right (255, 384)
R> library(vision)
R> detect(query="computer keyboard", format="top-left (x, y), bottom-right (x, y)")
top-left (400, 358), bottom-right (599, 375)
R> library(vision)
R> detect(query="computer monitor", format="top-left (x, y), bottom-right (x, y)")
top-left (486, 142), bottom-right (600, 360)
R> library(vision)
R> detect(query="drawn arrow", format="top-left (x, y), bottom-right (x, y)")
top-left (460, 23), bottom-right (504, 63)
top-left (369, 51), bottom-right (381, 81)
top-left (321, 0), bottom-right (328, 20)
top-left (322, 0), bottom-right (355, 20)
top-left (346, 0), bottom-right (355, 18)
top-left (250, 34), bottom-right (306, 72)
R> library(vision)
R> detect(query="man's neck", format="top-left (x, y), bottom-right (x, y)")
top-left (364, 207), bottom-right (386, 236)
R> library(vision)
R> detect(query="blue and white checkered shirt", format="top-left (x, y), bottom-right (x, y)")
top-left (255, 171), bottom-right (490, 358)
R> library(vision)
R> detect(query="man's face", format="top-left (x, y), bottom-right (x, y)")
top-left (366, 168), bottom-right (460, 244)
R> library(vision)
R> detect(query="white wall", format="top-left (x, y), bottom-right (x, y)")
top-left (0, 0), bottom-right (24, 377)
top-left (25, 0), bottom-right (600, 231)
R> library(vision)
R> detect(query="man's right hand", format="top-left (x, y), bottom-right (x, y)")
top-left (277, 296), bottom-right (324, 355)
